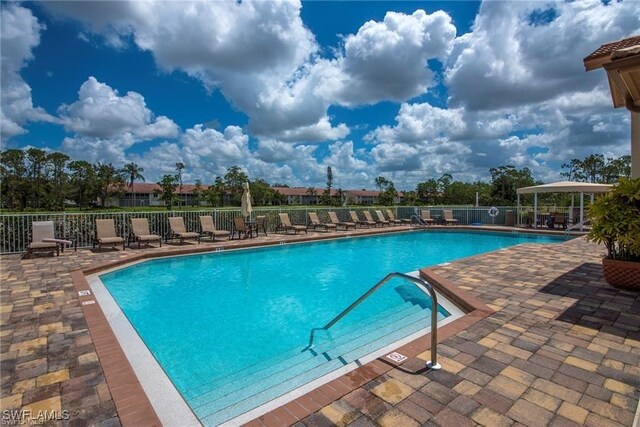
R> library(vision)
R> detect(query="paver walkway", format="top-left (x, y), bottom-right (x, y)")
top-left (1, 228), bottom-right (638, 427)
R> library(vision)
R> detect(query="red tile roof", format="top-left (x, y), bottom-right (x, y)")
top-left (273, 187), bottom-right (338, 196)
top-left (584, 35), bottom-right (640, 61)
top-left (122, 183), bottom-right (208, 194)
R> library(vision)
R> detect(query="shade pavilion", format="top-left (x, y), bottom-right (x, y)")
top-left (516, 181), bottom-right (613, 230)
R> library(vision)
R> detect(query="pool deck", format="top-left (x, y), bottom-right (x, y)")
top-left (1, 225), bottom-right (638, 426)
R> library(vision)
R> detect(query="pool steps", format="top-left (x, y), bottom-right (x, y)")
top-left (186, 297), bottom-right (414, 398)
top-left (191, 300), bottom-right (437, 425)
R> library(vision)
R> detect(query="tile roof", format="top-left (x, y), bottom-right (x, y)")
top-left (123, 183), bottom-right (209, 194)
top-left (584, 35), bottom-right (640, 61)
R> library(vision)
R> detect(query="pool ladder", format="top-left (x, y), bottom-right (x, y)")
top-left (304, 272), bottom-right (441, 370)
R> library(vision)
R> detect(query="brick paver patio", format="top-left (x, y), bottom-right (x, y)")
top-left (1, 227), bottom-right (638, 426)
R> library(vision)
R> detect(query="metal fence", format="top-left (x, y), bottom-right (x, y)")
top-left (0, 205), bottom-right (565, 253)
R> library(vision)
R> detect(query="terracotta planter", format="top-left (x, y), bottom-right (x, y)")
top-left (602, 257), bottom-right (640, 290)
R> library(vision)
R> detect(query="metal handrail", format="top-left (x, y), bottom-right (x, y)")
top-left (410, 214), bottom-right (428, 227)
top-left (304, 272), bottom-right (442, 370)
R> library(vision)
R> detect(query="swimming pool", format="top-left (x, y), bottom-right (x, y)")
top-left (97, 230), bottom-right (567, 425)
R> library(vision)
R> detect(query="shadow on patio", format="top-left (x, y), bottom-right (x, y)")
top-left (538, 262), bottom-right (640, 340)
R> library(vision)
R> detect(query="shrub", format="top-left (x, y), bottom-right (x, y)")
top-left (588, 178), bottom-right (640, 262)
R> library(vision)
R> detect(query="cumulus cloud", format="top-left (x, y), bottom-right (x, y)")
top-left (321, 10), bottom-right (456, 106)
top-left (445, 0), bottom-right (640, 111)
top-left (44, 2), bottom-right (457, 143)
top-left (0, 4), bottom-right (54, 139)
top-left (58, 77), bottom-right (179, 139)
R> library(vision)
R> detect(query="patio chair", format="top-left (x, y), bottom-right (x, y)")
top-left (374, 210), bottom-right (391, 227)
top-left (328, 211), bottom-right (356, 230)
top-left (278, 213), bottom-right (307, 234)
top-left (199, 216), bottom-right (231, 241)
top-left (131, 218), bottom-right (162, 249)
top-left (363, 211), bottom-right (383, 228)
top-left (308, 212), bottom-right (336, 232)
top-left (28, 221), bottom-right (60, 257)
top-left (232, 217), bottom-right (250, 239)
top-left (385, 209), bottom-right (407, 225)
top-left (94, 219), bottom-right (125, 251)
top-left (421, 210), bottom-right (435, 225)
top-left (443, 210), bottom-right (459, 225)
top-left (168, 217), bottom-right (201, 244)
top-left (350, 210), bottom-right (374, 228)
top-left (255, 215), bottom-right (268, 236)
top-left (551, 212), bottom-right (567, 229)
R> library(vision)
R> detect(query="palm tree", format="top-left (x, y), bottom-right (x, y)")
top-left (121, 162), bottom-right (145, 207)
top-left (175, 162), bottom-right (185, 208)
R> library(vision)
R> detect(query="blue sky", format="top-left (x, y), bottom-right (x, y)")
top-left (1, 0), bottom-right (638, 189)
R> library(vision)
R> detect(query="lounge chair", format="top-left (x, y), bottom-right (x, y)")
top-left (362, 211), bottom-right (383, 227)
top-left (308, 212), bottom-right (336, 232)
top-left (443, 210), bottom-right (459, 225)
top-left (385, 209), bottom-right (406, 225)
top-left (255, 215), bottom-right (268, 236)
top-left (350, 210), bottom-right (374, 228)
top-left (278, 213), bottom-right (307, 234)
top-left (374, 210), bottom-right (391, 227)
top-left (28, 221), bottom-right (60, 257)
top-left (328, 211), bottom-right (356, 230)
top-left (199, 216), bottom-right (230, 241)
top-left (421, 210), bottom-right (435, 225)
top-left (95, 219), bottom-right (125, 251)
top-left (131, 218), bottom-right (162, 248)
top-left (168, 217), bottom-right (201, 243)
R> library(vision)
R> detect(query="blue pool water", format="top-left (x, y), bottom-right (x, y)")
top-left (100, 230), bottom-right (567, 424)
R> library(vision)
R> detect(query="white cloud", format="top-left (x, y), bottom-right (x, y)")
top-left (445, 0), bottom-right (640, 111)
top-left (58, 77), bottom-right (179, 140)
top-left (44, 3), bottom-right (457, 143)
top-left (0, 4), bottom-right (54, 139)
top-left (321, 10), bottom-right (456, 106)
top-left (366, 103), bottom-right (465, 145)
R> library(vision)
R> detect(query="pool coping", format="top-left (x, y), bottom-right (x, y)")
top-left (68, 226), bottom-right (559, 426)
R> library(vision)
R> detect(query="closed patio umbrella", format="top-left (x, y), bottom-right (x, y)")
top-left (241, 182), bottom-right (252, 220)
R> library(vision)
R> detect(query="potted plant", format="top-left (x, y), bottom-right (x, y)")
top-left (587, 178), bottom-right (640, 290)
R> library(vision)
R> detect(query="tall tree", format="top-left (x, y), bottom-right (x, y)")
top-left (0, 149), bottom-right (28, 210)
top-left (375, 176), bottom-right (390, 191)
top-left (489, 165), bottom-right (536, 205)
top-left (47, 152), bottom-right (70, 210)
top-left (322, 166), bottom-right (334, 205)
top-left (224, 166), bottom-right (248, 205)
top-left (416, 179), bottom-right (440, 204)
top-left (175, 162), bottom-right (185, 207)
top-left (154, 175), bottom-right (178, 210)
top-left (94, 163), bottom-right (124, 207)
top-left (121, 162), bottom-right (145, 207)
top-left (26, 148), bottom-right (48, 209)
top-left (68, 161), bottom-right (96, 208)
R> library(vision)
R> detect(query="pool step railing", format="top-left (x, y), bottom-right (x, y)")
top-left (306, 272), bottom-right (441, 371)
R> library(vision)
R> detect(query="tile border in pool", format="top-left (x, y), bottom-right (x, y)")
top-left (70, 226), bottom-right (566, 425)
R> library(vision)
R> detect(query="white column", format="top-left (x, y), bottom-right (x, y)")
top-left (632, 112), bottom-right (640, 179)
top-left (534, 193), bottom-right (538, 229)
top-left (516, 193), bottom-right (520, 226)
top-left (580, 192), bottom-right (584, 231)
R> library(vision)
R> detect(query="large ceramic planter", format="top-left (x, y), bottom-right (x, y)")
top-left (602, 257), bottom-right (640, 290)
